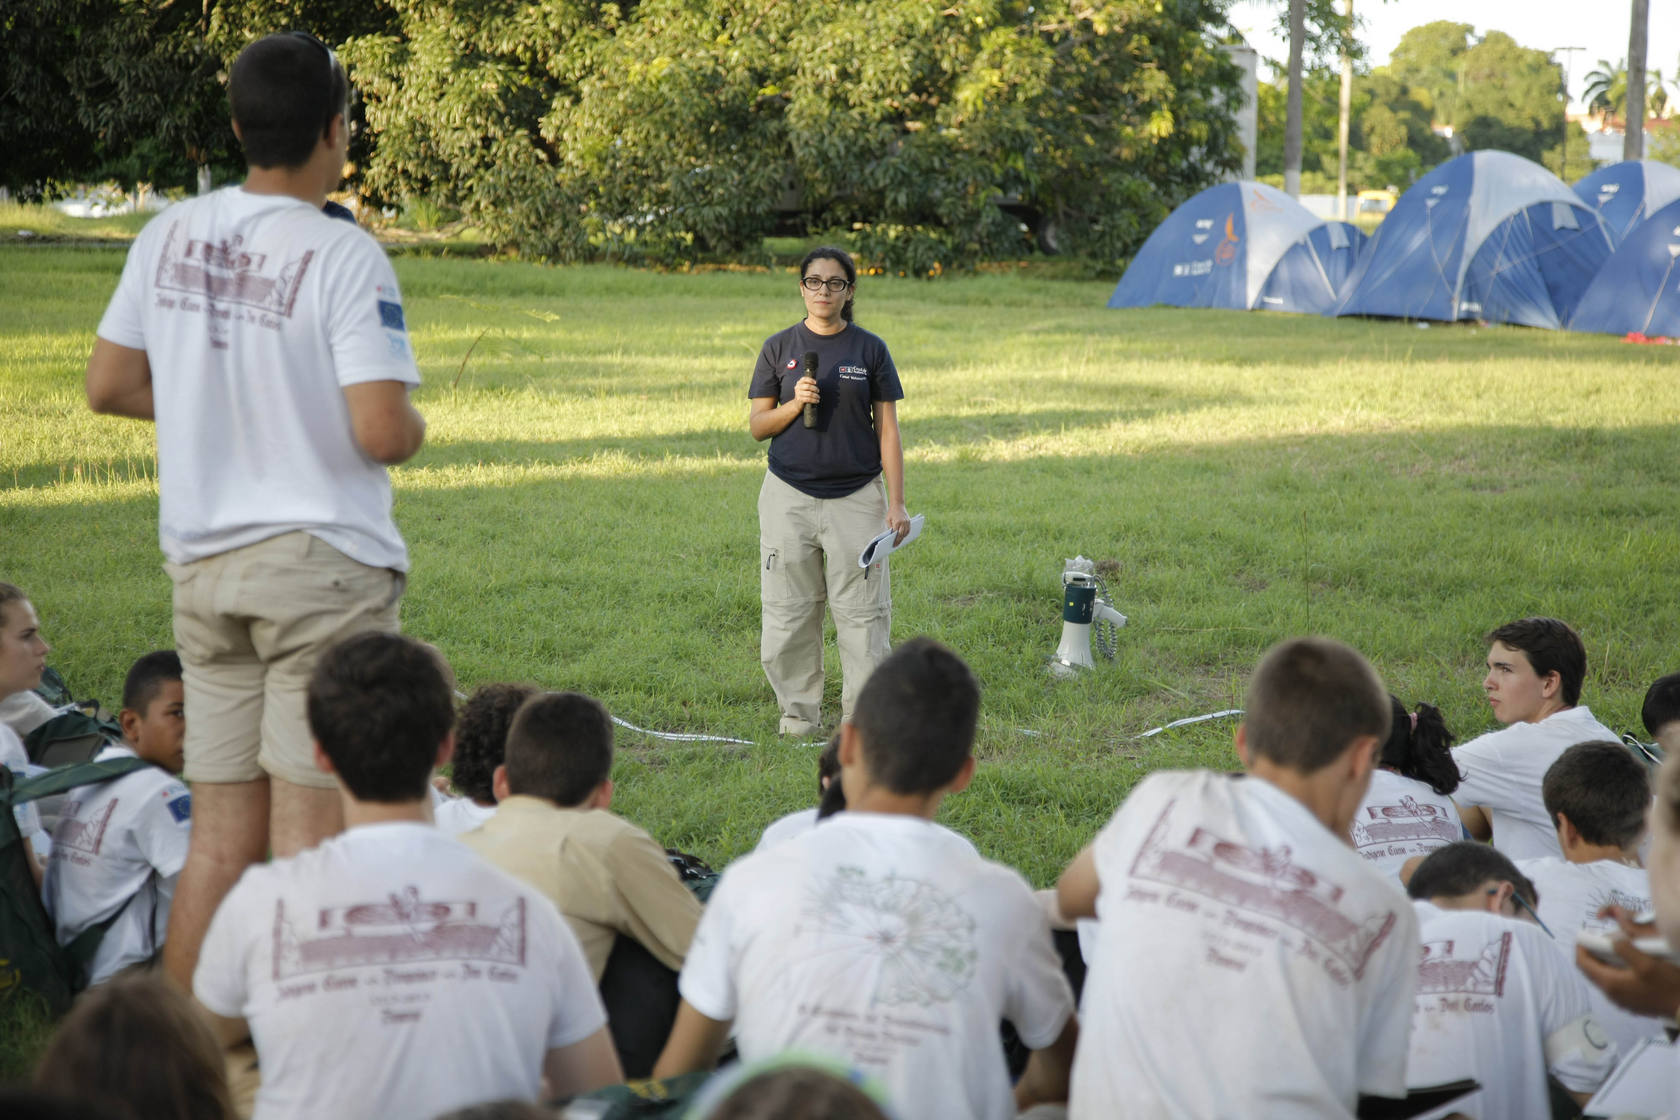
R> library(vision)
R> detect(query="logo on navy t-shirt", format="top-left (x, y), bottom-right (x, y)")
top-left (785, 359), bottom-right (798, 370)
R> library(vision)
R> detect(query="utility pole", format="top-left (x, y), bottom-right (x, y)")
top-left (1285, 0), bottom-right (1305, 197)
top-left (1337, 0), bottom-right (1354, 220)
top-left (1627, 0), bottom-right (1648, 159)
top-left (1555, 46), bottom-right (1584, 177)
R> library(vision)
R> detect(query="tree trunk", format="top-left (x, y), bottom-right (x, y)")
top-left (1285, 0), bottom-right (1305, 197)
top-left (1337, 0), bottom-right (1353, 219)
top-left (1626, 0), bottom-right (1648, 159)
top-left (197, 164), bottom-right (213, 195)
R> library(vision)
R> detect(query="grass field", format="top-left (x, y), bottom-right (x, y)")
top-left (4, 229), bottom-right (1680, 903)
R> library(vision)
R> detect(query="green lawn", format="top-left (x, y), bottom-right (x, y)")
top-left (4, 236), bottom-right (1680, 901)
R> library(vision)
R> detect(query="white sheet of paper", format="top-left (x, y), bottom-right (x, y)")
top-left (858, 514), bottom-right (924, 568)
top-left (1584, 1034), bottom-right (1674, 1118)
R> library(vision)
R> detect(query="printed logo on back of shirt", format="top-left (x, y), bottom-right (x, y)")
top-left (272, 886), bottom-right (527, 981)
top-left (1417, 933), bottom-right (1512, 997)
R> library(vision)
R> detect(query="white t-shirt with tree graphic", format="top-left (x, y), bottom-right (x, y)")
top-left (678, 811), bottom-right (1074, 1120)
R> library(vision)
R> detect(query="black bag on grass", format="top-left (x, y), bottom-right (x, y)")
top-left (0, 756), bottom-right (153, 1017)
top-left (22, 666), bottom-right (123, 768)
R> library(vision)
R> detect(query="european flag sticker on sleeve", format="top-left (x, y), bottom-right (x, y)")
top-left (166, 792), bottom-right (192, 823)
top-left (378, 299), bottom-right (407, 332)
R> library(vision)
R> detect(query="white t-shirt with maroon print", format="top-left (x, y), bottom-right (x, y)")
top-left (1351, 769), bottom-right (1462, 884)
top-left (195, 821), bottom-right (605, 1120)
top-left (1071, 770), bottom-right (1419, 1119)
top-left (96, 187), bottom-right (421, 570)
top-left (41, 745), bottom-right (190, 983)
top-left (1407, 900), bottom-right (1617, 1119)
top-left (1516, 856), bottom-right (1666, 1056)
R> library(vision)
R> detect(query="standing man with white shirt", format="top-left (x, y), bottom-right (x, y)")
top-left (1454, 618), bottom-right (1617, 860)
top-left (84, 32), bottom-right (427, 988)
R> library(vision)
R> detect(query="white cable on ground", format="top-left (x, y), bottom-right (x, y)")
top-left (1133, 708), bottom-right (1244, 740)
top-left (610, 716), bottom-right (756, 746)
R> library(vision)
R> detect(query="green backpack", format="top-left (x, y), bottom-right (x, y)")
top-left (0, 756), bottom-right (154, 1017)
top-left (22, 667), bottom-right (124, 768)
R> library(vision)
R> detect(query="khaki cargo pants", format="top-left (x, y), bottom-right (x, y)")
top-left (758, 471), bottom-right (891, 729)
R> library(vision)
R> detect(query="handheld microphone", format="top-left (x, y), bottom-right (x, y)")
top-left (801, 351), bottom-right (818, 429)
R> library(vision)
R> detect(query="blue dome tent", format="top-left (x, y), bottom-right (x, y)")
top-left (1256, 221), bottom-right (1369, 314)
top-left (1334, 151), bottom-right (1613, 330)
top-left (1573, 160), bottom-right (1680, 247)
top-left (1107, 182), bottom-right (1352, 313)
top-left (1569, 197), bottom-right (1680, 336)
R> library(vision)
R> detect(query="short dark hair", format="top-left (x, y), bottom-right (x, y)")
top-left (121, 651), bottom-right (182, 715)
top-left (503, 692), bottom-right (613, 807)
top-left (1486, 617), bottom-right (1586, 707)
top-left (849, 637), bottom-right (979, 796)
top-left (451, 683), bottom-right (536, 804)
top-left (1542, 741), bottom-right (1650, 849)
top-left (306, 632), bottom-right (455, 803)
top-left (1642, 673), bottom-right (1680, 738)
top-left (1380, 696), bottom-right (1460, 796)
top-left (1243, 637), bottom-right (1390, 774)
top-left (228, 33), bottom-right (348, 170)
top-left (1407, 842), bottom-right (1539, 908)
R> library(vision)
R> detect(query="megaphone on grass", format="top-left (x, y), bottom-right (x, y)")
top-left (1049, 557), bottom-right (1127, 679)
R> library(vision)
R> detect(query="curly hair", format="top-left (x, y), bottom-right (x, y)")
top-left (451, 683), bottom-right (538, 804)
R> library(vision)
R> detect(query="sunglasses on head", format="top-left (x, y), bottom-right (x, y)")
top-left (287, 31), bottom-right (343, 133)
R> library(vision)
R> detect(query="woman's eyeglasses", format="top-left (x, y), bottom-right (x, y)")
top-left (801, 277), bottom-right (853, 293)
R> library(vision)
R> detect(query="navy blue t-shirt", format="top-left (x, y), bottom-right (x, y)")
top-left (748, 320), bottom-right (904, 499)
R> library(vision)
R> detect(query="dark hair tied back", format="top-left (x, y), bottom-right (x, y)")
top-left (1380, 696), bottom-right (1460, 796)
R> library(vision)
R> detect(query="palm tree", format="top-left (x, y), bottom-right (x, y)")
top-left (1647, 69), bottom-right (1668, 118)
top-left (1584, 59), bottom-right (1627, 118)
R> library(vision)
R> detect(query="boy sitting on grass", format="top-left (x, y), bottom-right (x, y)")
top-left (1058, 636), bottom-right (1419, 1117)
top-left (43, 650), bottom-right (191, 983)
top-left (1515, 740), bottom-right (1660, 1054)
top-left (461, 690), bottom-right (702, 984)
top-left (1405, 842), bottom-right (1617, 1117)
top-left (193, 633), bottom-right (620, 1120)
top-left (654, 637), bottom-right (1078, 1120)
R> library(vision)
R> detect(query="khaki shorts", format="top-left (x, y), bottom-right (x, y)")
top-left (165, 531), bottom-right (403, 788)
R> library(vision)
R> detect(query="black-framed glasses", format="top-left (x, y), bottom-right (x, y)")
top-left (801, 276), bottom-right (853, 293)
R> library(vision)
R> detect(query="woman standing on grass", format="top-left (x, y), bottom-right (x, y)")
top-left (748, 247), bottom-right (910, 737)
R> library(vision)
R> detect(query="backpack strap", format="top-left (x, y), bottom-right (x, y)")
top-left (61, 895), bottom-right (135, 976)
top-left (10, 756), bottom-right (155, 806)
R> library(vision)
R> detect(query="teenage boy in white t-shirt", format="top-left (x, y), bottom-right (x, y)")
top-left (193, 632), bottom-right (621, 1120)
top-left (1572, 678), bottom-right (1680, 1037)
top-left (1515, 740), bottom-right (1664, 1054)
top-left (1454, 618), bottom-right (1617, 860)
top-left (654, 637), bottom-right (1078, 1120)
top-left (43, 651), bottom-right (191, 984)
top-left (1406, 842), bottom-right (1617, 1118)
top-left (86, 32), bottom-right (429, 991)
top-left (1058, 636), bottom-right (1419, 1118)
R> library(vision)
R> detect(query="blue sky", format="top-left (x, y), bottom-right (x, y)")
top-left (1225, 0), bottom-right (1680, 113)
